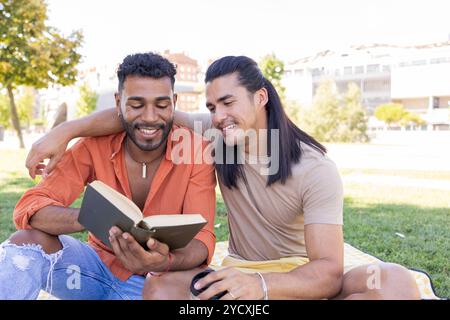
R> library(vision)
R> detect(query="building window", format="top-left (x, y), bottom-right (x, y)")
top-left (430, 57), bottom-right (448, 64)
top-left (411, 60), bottom-right (426, 66)
top-left (367, 64), bottom-right (380, 73)
top-left (382, 65), bottom-right (391, 72)
top-left (364, 79), bottom-right (390, 92)
top-left (354, 66), bottom-right (364, 74)
top-left (433, 97), bottom-right (440, 109)
top-left (294, 69), bottom-right (304, 76)
top-left (311, 68), bottom-right (322, 77)
top-left (344, 66), bottom-right (352, 75)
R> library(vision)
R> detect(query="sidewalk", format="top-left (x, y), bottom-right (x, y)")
top-left (0, 131), bottom-right (44, 151)
top-left (342, 174), bottom-right (450, 191)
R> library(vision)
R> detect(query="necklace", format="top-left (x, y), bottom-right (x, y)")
top-left (125, 140), bottom-right (163, 179)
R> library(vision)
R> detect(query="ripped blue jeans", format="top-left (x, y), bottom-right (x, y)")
top-left (0, 235), bottom-right (145, 300)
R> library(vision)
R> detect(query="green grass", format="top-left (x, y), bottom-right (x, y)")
top-left (214, 189), bottom-right (230, 242)
top-left (0, 148), bottom-right (448, 298)
top-left (342, 182), bottom-right (450, 298)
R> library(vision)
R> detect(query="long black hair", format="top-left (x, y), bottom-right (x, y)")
top-left (205, 56), bottom-right (326, 188)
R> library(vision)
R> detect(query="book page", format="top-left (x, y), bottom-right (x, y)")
top-left (142, 214), bottom-right (206, 228)
top-left (90, 180), bottom-right (143, 224)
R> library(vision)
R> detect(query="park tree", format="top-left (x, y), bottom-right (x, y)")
top-left (299, 79), bottom-right (340, 142)
top-left (399, 111), bottom-right (426, 127)
top-left (0, 0), bottom-right (83, 148)
top-left (259, 53), bottom-right (285, 100)
top-left (340, 82), bottom-right (369, 142)
top-left (76, 82), bottom-right (98, 118)
top-left (259, 53), bottom-right (306, 125)
top-left (0, 93), bottom-right (10, 129)
top-left (0, 88), bottom-right (35, 129)
top-left (299, 80), bottom-right (369, 142)
top-left (283, 100), bottom-right (302, 125)
top-left (374, 103), bottom-right (407, 127)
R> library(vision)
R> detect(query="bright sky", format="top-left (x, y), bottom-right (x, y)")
top-left (46, 0), bottom-right (450, 67)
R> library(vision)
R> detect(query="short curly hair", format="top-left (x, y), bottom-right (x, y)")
top-left (117, 52), bottom-right (177, 92)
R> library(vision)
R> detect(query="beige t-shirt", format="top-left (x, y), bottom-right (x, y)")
top-left (185, 113), bottom-right (344, 261)
top-left (219, 143), bottom-right (343, 261)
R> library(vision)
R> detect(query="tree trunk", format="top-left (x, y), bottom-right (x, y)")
top-left (7, 84), bottom-right (25, 148)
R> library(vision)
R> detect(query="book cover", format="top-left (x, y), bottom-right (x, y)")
top-left (78, 181), bottom-right (207, 250)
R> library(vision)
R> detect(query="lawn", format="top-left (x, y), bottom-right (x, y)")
top-left (0, 148), bottom-right (448, 298)
top-left (343, 182), bottom-right (449, 298)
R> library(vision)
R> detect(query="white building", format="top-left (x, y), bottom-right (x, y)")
top-left (283, 41), bottom-right (450, 130)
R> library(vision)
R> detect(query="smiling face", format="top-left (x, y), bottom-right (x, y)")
top-left (205, 73), bottom-right (265, 146)
top-left (115, 75), bottom-right (176, 151)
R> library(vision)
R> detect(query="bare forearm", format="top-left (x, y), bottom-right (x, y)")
top-left (55, 108), bottom-right (123, 141)
top-left (170, 239), bottom-right (209, 271)
top-left (264, 259), bottom-right (343, 299)
top-left (29, 206), bottom-right (85, 235)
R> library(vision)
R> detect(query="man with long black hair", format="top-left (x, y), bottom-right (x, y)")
top-left (25, 55), bottom-right (420, 300)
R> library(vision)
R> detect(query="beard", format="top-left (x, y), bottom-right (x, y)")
top-left (118, 112), bottom-right (173, 151)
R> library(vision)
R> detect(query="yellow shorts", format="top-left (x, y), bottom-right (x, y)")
top-left (211, 255), bottom-right (309, 273)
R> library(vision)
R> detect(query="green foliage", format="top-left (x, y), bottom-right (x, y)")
top-left (0, 88), bottom-right (35, 128)
top-left (0, 0), bottom-right (83, 147)
top-left (340, 82), bottom-right (369, 142)
top-left (375, 103), bottom-right (425, 127)
top-left (399, 111), bottom-right (426, 127)
top-left (259, 54), bottom-right (306, 125)
top-left (259, 53), bottom-right (286, 101)
top-left (283, 100), bottom-right (302, 125)
top-left (299, 80), bottom-right (369, 143)
top-left (374, 103), bottom-right (407, 126)
top-left (300, 79), bottom-right (340, 142)
top-left (76, 82), bottom-right (98, 117)
top-left (259, 53), bottom-right (285, 98)
top-left (0, 93), bottom-right (9, 128)
top-left (0, 0), bottom-right (83, 89)
top-left (30, 118), bottom-right (47, 127)
top-left (16, 87), bottom-right (35, 127)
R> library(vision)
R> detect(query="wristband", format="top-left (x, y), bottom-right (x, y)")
top-left (256, 272), bottom-right (268, 300)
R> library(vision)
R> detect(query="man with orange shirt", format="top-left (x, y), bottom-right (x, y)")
top-left (0, 52), bottom-right (216, 299)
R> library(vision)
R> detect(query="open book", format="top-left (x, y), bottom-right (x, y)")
top-left (78, 180), bottom-right (207, 250)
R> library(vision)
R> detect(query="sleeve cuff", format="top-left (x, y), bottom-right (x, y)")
top-left (194, 229), bottom-right (216, 265)
top-left (14, 198), bottom-right (64, 230)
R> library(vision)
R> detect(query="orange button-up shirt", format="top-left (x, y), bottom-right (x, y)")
top-left (14, 126), bottom-right (216, 281)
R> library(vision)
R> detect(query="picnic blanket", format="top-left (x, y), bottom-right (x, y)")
top-left (38, 241), bottom-right (441, 300)
top-left (210, 241), bottom-right (441, 300)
